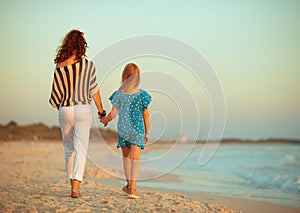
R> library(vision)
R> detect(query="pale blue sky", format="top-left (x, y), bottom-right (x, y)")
top-left (0, 0), bottom-right (299, 140)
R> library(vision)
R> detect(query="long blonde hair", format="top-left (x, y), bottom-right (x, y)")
top-left (120, 63), bottom-right (140, 92)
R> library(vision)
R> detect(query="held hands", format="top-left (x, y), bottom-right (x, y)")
top-left (98, 111), bottom-right (109, 127)
top-left (99, 116), bottom-right (109, 127)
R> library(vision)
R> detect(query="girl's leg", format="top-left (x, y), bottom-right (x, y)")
top-left (121, 146), bottom-right (131, 189)
top-left (130, 145), bottom-right (140, 195)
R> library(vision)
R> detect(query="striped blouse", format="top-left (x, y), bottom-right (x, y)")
top-left (49, 59), bottom-right (100, 109)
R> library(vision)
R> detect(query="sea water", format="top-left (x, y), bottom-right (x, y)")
top-left (139, 144), bottom-right (300, 208)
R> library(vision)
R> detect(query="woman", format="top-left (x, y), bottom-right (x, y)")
top-left (49, 29), bottom-right (106, 198)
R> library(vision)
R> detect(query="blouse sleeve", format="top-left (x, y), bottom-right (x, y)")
top-left (49, 71), bottom-right (62, 109)
top-left (89, 63), bottom-right (100, 97)
top-left (141, 90), bottom-right (152, 111)
top-left (109, 90), bottom-right (120, 109)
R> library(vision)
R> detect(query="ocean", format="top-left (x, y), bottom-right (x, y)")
top-left (88, 143), bottom-right (300, 208)
top-left (139, 144), bottom-right (300, 208)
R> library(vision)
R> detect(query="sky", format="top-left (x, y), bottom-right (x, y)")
top-left (0, 0), bottom-right (299, 140)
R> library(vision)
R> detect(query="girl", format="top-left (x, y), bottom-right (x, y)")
top-left (100, 63), bottom-right (151, 198)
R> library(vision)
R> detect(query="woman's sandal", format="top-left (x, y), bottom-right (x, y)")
top-left (122, 185), bottom-right (130, 194)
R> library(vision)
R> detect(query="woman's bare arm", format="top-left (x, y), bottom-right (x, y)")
top-left (93, 90), bottom-right (105, 114)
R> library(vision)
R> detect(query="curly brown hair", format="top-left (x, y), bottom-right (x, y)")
top-left (54, 30), bottom-right (87, 64)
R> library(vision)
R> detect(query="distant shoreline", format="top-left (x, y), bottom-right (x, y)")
top-left (2, 140), bottom-right (300, 146)
top-left (196, 139), bottom-right (300, 145)
top-left (1, 121), bottom-right (299, 145)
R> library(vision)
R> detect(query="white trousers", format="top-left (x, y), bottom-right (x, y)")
top-left (59, 105), bottom-right (92, 181)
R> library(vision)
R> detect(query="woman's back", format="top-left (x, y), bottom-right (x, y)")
top-left (49, 59), bottom-right (99, 108)
top-left (56, 54), bottom-right (77, 68)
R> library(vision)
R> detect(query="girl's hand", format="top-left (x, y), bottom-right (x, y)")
top-left (100, 117), bottom-right (109, 127)
top-left (145, 133), bottom-right (149, 143)
top-left (99, 108), bottom-right (117, 127)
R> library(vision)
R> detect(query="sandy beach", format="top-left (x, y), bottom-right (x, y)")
top-left (0, 142), bottom-right (299, 213)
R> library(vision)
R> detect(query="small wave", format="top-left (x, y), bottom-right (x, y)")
top-left (279, 155), bottom-right (297, 166)
top-left (237, 168), bottom-right (300, 193)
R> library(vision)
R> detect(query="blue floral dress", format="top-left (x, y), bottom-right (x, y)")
top-left (109, 89), bottom-right (152, 149)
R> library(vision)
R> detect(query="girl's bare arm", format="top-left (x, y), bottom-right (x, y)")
top-left (143, 109), bottom-right (150, 142)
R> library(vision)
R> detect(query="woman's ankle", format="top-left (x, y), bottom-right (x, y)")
top-left (72, 179), bottom-right (81, 192)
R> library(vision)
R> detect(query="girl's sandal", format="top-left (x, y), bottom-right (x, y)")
top-left (128, 187), bottom-right (140, 199)
top-left (122, 185), bottom-right (130, 194)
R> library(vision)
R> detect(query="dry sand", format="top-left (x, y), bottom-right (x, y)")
top-left (0, 142), bottom-right (299, 213)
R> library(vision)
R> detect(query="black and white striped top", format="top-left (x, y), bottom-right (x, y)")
top-left (49, 59), bottom-right (99, 109)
